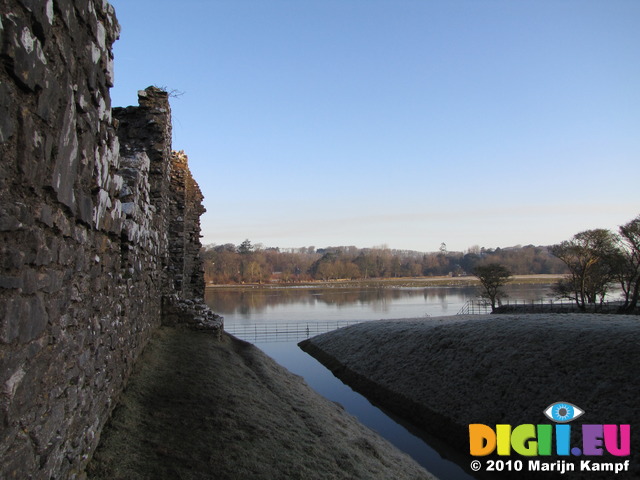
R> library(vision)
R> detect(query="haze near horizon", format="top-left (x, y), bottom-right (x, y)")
top-left (108, 0), bottom-right (640, 252)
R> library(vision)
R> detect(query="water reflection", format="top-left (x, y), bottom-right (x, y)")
top-left (205, 284), bottom-right (551, 324)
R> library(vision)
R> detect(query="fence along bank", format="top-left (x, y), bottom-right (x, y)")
top-left (0, 2), bottom-right (220, 478)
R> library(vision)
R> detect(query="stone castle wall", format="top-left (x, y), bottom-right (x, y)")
top-left (0, 2), bottom-right (219, 478)
top-left (169, 150), bottom-right (206, 299)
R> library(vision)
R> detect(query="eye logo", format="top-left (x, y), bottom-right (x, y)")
top-left (543, 402), bottom-right (584, 423)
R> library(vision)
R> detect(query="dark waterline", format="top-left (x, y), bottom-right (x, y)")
top-left (255, 339), bottom-right (476, 479)
top-left (205, 284), bottom-right (553, 478)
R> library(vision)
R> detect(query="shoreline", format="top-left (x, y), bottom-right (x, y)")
top-left (206, 274), bottom-right (565, 289)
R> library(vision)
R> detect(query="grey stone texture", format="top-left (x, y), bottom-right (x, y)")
top-left (0, 2), bottom-right (220, 478)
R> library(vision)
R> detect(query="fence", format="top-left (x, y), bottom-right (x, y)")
top-left (457, 298), bottom-right (633, 315)
top-left (225, 320), bottom-right (362, 343)
top-left (456, 300), bottom-right (492, 315)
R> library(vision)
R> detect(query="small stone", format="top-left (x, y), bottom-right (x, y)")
top-left (77, 193), bottom-right (94, 226)
top-left (0, 214), bottom-right (23, 231)
top-left (0, 275), bottom-right (23, 289)
top-left (38, 205), bottom-right (54, 228)
top-left (21, 268), bottom-right (37, 294)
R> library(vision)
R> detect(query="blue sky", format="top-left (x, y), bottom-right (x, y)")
top-left (108, 0), bottom-right (639, 252)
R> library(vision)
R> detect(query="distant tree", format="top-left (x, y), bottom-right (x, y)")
top-left (473, 263), bottom-right (512, 312)
top-left (460, 251), bottom-right (481, 274)
top-left (238, 239), bottom-right (253, 255)
top-left (201, 244), bottom-right (241, 284)
top-left (245, 260), bottom-right (265, 284)
top-left (390, 256), bottom-right (402, 277)
top-left (354, 252), bottom-right (376, 278)
top-left (216, 243), bottom-right (237, 253)
top-left (316, 261), bottom-right (337, 281)
top-left (310, 251), bottom-right (339, 279)
top-left (549, 229), bottom-right (619, 310)
top-left (339, 260), bottom-right (361, 280)
top-left (467, 245), bottom-right (481, 256)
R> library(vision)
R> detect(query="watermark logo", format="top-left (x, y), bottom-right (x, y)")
top-left (543, 401), bottom-right (584, 423)
top-left (468, 402), bottom-right (632, 475)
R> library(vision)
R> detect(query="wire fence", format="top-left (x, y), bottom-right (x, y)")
top-left (229, 300), bottom-right (638, 342)
top-left (225, 320), bottom-right (362, 343)
top-left (457, 298), bottom-right (636, 315)
top-left (456, 300), bottom-right (492, 315)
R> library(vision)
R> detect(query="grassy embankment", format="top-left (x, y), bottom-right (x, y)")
top-left (86, 327), bottom-right (435, 480)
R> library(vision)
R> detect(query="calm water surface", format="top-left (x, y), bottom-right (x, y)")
top-left (205, 284), bottom-right (552, 479)
top-left (208, 284), bottom-right (550, 324)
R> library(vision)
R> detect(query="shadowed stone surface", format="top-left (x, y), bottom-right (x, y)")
top-left (1, 3), bottom-right (219, 478)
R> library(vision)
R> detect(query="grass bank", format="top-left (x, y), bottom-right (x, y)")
top-left (301, 314), bottom-right (640, 480)
top-left (86, 327), bottom-right (435, 480)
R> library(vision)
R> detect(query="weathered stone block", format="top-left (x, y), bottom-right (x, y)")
top-left (37, 205), bottom-right (54, 228)
top-left (1, 297), bottom-right (23, 343)
top-left (23, 228), bottom-right (46, 259)
top-left (77, 192), bottom-right (94, 226)
top-left (0, 275), bottom-right (23, 289)
top-left (31, 403), bottom-right (66, 452)
top-left (0, 246), bottom-right (25, 270)
top-left (16, 0), bottom-right (54, 32)
top-left (1, 439), bottom-right (38, 479)
top-left (36, 271), bottom-right (61, 293)
top-left (20, 268), bottom-right (37, 295)
top-left (0, 213), bottom-right (23, 232)
top-left (34, 245), bottom-right (53, 266)
top-left (52, 210), bottom-right (72, 238)
top-left (0, 82), bottom-right (16, 143)
top-left (54, 0), bottom-right (76, 31)
top-left (36, 78), bottom-right (60, 125)
top-left (25, 294), bottom-right (48, 342)
top-left (15, 112), bottom-right (52, 190)
top-left (51, 92), bottom-right (79, 212)
top-left (1, 13), bottom-right (48, 92)
top-left (4, 294), bottom-right (50, 343)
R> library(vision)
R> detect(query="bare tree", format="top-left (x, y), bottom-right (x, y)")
top-left (549, 229), bottom-right (619, 310)
top-left (616, 216), bottom-right (640, 312)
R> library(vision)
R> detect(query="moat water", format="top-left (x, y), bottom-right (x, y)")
top-left (205, 284), bottom-right (553, 479)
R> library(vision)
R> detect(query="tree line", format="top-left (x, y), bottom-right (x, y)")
top-left (201, 239), bottom-right (567, 285)
top-left (548, 214), bottom-right (640, 313)
top-left (470, 214), bottom-right (640, 314)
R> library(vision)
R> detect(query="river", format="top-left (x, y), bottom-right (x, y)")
top-left (205, 283), bottom-right (553, 479)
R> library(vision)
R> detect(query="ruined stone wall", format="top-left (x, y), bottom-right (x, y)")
top-left (169, 150), bottom-right (206, 300)
top-left (112, 87), bottom-right (172, 301)
top-left (183, 161), bottom-right (206, 299)
top-left (0, 3), bottom-right (219, 479)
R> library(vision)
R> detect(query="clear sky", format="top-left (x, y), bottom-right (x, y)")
top-left (108, 0), bottom-right (639, 253)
